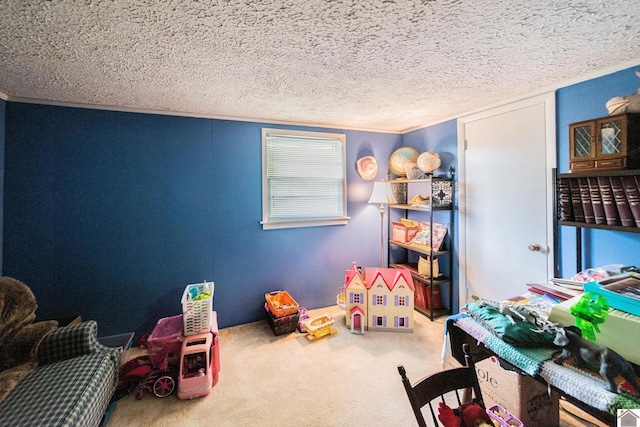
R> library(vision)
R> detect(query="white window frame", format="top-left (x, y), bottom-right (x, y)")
top-left (261, 128), bottom-right (348, 230)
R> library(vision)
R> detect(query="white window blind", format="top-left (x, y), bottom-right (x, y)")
top-left (262, 128), bottom-right (348, 230)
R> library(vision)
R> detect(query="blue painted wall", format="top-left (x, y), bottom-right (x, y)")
top-left (3, 103), bottom-right (402, 337)
top-left (556, 66), bottom-right (640, 277)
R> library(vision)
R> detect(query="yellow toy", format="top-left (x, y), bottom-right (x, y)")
top-left (303, 315), bottom-right (338, 340)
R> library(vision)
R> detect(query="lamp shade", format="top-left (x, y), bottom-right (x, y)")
top-left (368, 181), bottom-right (397, 204)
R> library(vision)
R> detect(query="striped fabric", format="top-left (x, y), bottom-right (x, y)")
top-left (0, 321), bottom-right (118, 427)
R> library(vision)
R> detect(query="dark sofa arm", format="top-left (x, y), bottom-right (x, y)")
top-left (37, 320), bottom-right (114, 365)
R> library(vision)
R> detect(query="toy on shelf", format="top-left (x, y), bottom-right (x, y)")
top-left (303, 315), bottom-right (338, 340)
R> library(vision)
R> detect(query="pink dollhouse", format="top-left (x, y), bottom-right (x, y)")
top-left (344, 263), bottom-right (367, 334)
top-left (344, 263), bottom-right (414, 333)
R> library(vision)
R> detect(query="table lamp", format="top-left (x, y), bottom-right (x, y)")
top-left (368, 180), bottom-right (397, 267)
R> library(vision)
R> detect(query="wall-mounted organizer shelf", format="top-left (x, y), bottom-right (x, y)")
top-left (388, 169), bottom-right (455, 320)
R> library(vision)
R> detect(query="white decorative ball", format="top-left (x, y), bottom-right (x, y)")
top-left (417, 152), bottom-right (442, 173)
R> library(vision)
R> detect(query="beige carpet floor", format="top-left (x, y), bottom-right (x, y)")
top-left (106, 305), bottom-right (604, 427)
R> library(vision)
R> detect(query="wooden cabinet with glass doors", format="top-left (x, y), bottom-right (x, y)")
top-left (569, 113), bottom-right (640, 172)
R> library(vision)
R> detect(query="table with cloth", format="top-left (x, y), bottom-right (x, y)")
top-left (446, 302), bottom-right (640, 426)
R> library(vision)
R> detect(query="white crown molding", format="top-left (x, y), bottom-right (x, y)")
top-left (3, 96), bottom-right (402, 135)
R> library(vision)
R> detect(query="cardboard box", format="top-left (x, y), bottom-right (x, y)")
top-left (443, 343), bottom-right (559, 427)
top-left (474, 357), bottom-right (559, 427)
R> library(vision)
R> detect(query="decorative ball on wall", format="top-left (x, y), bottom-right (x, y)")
top-left (356, 156), bottom-right (378, 180)
top-left (417, 151), bottom-right (442, 173)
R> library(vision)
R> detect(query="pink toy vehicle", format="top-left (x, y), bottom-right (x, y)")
top-left (178, 332), bottom-right (216, 399)
top-left (135, 311), bottom-right (220, 400)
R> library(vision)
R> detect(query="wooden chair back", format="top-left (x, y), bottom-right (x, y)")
top-left (397, 343), bottom-right (484, 427)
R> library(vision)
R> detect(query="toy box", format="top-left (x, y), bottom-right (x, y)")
top-left (265, 290), bottom-right (299, 318)
top-left (148, 314), bottom-right (184, 368)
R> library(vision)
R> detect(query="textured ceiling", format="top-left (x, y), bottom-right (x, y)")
top-left (1, 1), bottom-right (640, 133)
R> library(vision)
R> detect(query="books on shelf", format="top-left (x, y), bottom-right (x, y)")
top-left (560, 173), bottom-right (640, 229)
top-left (587, 176), bottom-right (606, 225)
top-left (578, 177), bottom-right (595, 224)
top-left (597, 176), bottom-right (619, 225)
top-left (568, 178), bottom-right (585, 222)
top-left (610, 176), bottom-right (635, 226)
top-left (621, 175), bottom-right (640, 227)
top-left (558, 178), bottom-right (573, 221)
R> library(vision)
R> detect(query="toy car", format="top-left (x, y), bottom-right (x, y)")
top-left (178, 331), bottom-right (218, 400)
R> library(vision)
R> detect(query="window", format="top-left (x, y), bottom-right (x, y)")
top-left (395, 316), bottom-right (409, 328)
top-left (373, 294), bottom-right (386, 306)
top-left (262, 128), bottom-right (348, 230)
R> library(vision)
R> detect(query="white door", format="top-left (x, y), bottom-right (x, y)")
top-left (457, 93), bottom-right (556, 305)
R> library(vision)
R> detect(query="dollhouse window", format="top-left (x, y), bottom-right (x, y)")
top-left (374, 295), bottom-right (385, 306)
top-left (395, 316), bottom-right (409, 328)
top-left (397, 295), bottom-right (407, 306)
top-left (373, 315), bottom-right (385, 326)
top-left (261, 128), bottom-right (348, 230)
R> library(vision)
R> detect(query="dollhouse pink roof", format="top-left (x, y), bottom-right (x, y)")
top-left (344, 263), bottom-right (364, 289)
top-left (350, 306), bottom-right (365, 316)
top-left (364, 268), bottom-right (414, 291)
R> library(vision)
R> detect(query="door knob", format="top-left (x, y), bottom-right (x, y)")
top-left (528, 244), bottom-right (541, 252)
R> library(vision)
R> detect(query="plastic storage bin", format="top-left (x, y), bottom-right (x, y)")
top-left (98, 332), bottom-right (135, 364)
top-left (182, 281), bottom-right (214, 336)
top-left (265, 304), bottom-right (299, 336)
top-left (264, 291), bottom-right (299, 318)
top-left (147, 314), bottom-right (184, 369)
